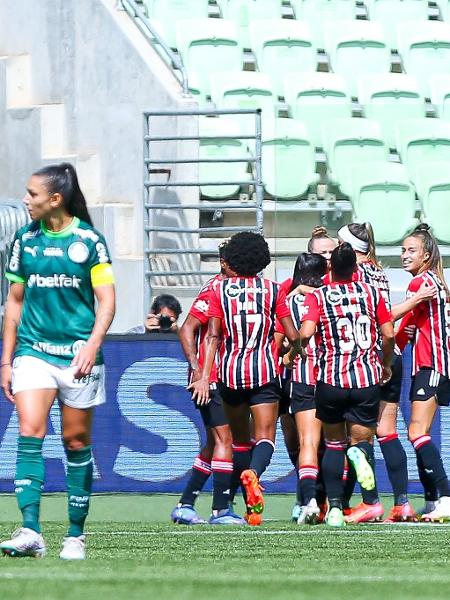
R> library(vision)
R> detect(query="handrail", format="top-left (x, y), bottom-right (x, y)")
top-left (119, 0), bottom-right (190, 96)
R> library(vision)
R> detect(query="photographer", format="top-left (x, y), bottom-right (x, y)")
top-left (127, 294), bottom-right (182, 334)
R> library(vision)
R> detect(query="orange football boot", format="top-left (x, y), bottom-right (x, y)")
top-left (240, 469), bottom-right (265, 514)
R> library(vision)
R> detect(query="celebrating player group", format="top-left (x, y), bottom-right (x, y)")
top-left (175, 223), bottom-right (450, 528)
top-left (1, 164), bottom-right (450, 563)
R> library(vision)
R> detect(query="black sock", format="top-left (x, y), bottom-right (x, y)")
top-left (316, 446), bottom-right (327, 505)
top-left (417, 452), bottom-right (439, 502)
top-left (230, 443), bottom-right (252, 502)
top-left (211, 458), bottom-right (233, 511)
top-left (412, 435), bottom-right (450, 497)
top-left (342, 463), bottom-right (357, 509)
top-left (295, 470), bottom-right (302, 504)
top-left (299, 465), bottom-right (318, 505)
top-left (355, 441), bottom-right (379, 505)
top-left (250, 439), bottom-right (275, 477)
top-left (378, 434), bottom-right (409, 505)
top-left (180, 454), bottom-right (211, 506)
top-left (322, 440), bottom-right (346, 507)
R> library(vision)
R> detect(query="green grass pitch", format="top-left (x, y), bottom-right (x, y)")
top-left (1, 494), bottom-right (450, 600)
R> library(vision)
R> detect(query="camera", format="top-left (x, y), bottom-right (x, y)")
top-left (159, 315), bottom-right (173, 332)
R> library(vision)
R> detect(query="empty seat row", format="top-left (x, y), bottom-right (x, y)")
top-left (174, 18), bottom-right (450, 98)
top-left (143, 1), bottom-right (450, 50)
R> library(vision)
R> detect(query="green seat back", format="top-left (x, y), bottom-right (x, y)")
top-left (366, 0), bottom-right (429, 50)
top-left (262, 119), bottom-right (318, 198)
top-left (143, 0), bottom-right (209, 47)
top-left (430, 74), bottom-right (450, 120)
top-left (292, 0), bottom-right (356, 49)
top-left (250, 19), bottom-right (316, 97)
top-left (284, 73), bottom-right (352, 148)
top-left (217, 0), bottom-right (283, 48)
top-left (414, 162), bottom-right (450, 243)
top-left (177, 19), bottom-right (242, 96)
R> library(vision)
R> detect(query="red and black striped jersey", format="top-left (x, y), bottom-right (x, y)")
top-left (208, 277), bottom-right (291, 389)
top-left (356, 261), bottom-right (391, 311)
top-left (188, 274), bottom-right (222, 384)
top-left (407, 271), bottom-right (450, 377)
top-left (302, 281), bottom-right (391, 388)
top-left (289, 293), bottom-right (318, 385)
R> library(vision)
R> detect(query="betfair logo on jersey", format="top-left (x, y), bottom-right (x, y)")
top-left (27, 274), bottom-right (82, 288)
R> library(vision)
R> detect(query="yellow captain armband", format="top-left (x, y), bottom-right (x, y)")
top-left (91, 263), bottom-right (115, 287)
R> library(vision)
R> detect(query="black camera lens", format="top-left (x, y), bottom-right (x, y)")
top-left (159, 315), bottom-right (173, 331)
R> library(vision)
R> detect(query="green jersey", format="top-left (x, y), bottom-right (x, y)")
top-left (5, 217), bottom-right (112, 366)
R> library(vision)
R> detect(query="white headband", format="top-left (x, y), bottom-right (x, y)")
top-left (338, 225), bottom-right (369, 253)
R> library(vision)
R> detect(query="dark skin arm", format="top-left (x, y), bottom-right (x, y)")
top-left (379, 321), bottom-right (395, 385)
top-left (187, 316), bottom-right (221, 405)
top-left (279, 315), bottom-right (302, 369)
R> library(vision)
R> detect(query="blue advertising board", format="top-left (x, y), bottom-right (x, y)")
top-left (1, 336), bottom-right (449, 494)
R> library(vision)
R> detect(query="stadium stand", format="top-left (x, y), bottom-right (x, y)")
top-left (143, 0), bottom-right (210, 48)
top-left (358, 73), bottom-right (426, 150)
top-left (217, 0), bottom-right (284, 49)
top-left (292, 0), bottom-right (357, 49)
top-left (249, 19), bottom-right (316, 97)
top-left (261, 118), bottom-right (319, 199)
top-left (429, 74), bottom-right (450, 119)
top-left (414, 161), bottom-right (450, 243)
top-left (284, 72), bottom-right (352, 149)
top-left (397, 20), bottom-right (450, 97)
top-left (365, 0), bottom-right (430, 50)
top-left (348, 161), bottom-right (418, 244)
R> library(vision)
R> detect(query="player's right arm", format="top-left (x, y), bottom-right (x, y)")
top-left (187, 317), bottom-right (221, 405)
top-left (376, 293), bottom-right (395, 384)
top-left (1, 283), bottom-right (24, 403)
top-left (179, 314), bottom-right (202, 373)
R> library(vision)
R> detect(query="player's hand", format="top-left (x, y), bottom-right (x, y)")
top-left (71, 342), bottom-right (98, 379)
top-left (404, 324), bottom-right (416, 340)
top-left (1, 364), bottom-right (15, 403)
top-left (287, 284), bottom-right (314, 299)
top-left (187, 377), bottom-right (210, 405)
top-left (416, 281), bottom-right (437, 303)
top-left (381, 365), bottom-right (392, 386)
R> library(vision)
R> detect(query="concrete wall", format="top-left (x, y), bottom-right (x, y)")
top-left (0, 0), bottom-right (198, 331)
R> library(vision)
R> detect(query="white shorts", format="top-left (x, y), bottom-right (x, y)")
top-left (12, 355), bottom-right (106, 409)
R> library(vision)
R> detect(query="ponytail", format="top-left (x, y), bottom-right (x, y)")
top-left (347, 222), bottom-right (381, 268)
top-left (33, 162), bottom-right (93, 226)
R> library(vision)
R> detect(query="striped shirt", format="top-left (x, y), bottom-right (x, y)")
top-left (302, 281), bottom-right (391, 388)
top-left (289, 293), bottom-right (318, 385)
top-left (407, 271), bottom-right (450, 377)
top-left (188, 274), bottom-right (223, 384)
top-left (208, 277), bottom-right (291, 389)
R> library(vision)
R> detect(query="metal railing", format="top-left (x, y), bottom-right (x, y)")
top-left (0, 200), bottom-right (30, 326)
top-left (119, 0), bottom-right (189, 96)
top-left (143, 108), bottom-right (264, 312)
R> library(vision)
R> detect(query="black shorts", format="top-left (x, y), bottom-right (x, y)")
top-left (194, 385), bottom-right (228, 428)
top-left (290, 381), bottom-right (315, 415)
top-left (379, 354), bottom-right (403, 403)
top-left (410, 368), bottom-right (450, 407)
top-left (278, 376), bottom-right (292, 416)
top-left (219, 377), bottom-right (281, 407)
top-left (315, 381), bottom-right (380, 427)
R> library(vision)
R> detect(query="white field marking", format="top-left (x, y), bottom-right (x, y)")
top-left (1, 572), bottom-right (450, 584)
top-left (87, 524), bottom-right (450, 536)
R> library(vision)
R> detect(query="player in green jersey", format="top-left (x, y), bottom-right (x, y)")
top-left (0, 163), bottom-right (115, 560)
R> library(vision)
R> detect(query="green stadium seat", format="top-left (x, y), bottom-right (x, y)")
top-left (429, 74), bottom-right (450, 120)
top-left (397, 21), bottom-right (450, 98)
top-left (322, 118), bottom-right (389, 196)
top-left (358, 73), bottom-right (426, 149)
top-left (366, 0), bottom-right (429, 50)
top-left (348, 161), bottom-right (418, 244)
top-left (199, 116), bottom-right (250, 198)
top-left (292, 0), bottom-right (357, 50)
top-left (249, 19), bottom-right (316, 97)
top-left (325, 20), bottom-right (391, 98)
top-left (143, 0), bottom-right (210, 48)
top-left (209, 71), bottom-right (277, 135)
top-left (396, 118), bottom-right (450, 181)
top-left (176, 19), bottom-right (242, 96)
top-left (261, 118), bottom-right (319, 198)
top-left (414, 161), bottom-right (450, 243)
top-left (216, 0), bottom-right (283, 49)
top-left (435, 0), bottom-right (450, 21)
top-left (284, 72), bottom-right (352, 149)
